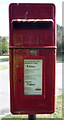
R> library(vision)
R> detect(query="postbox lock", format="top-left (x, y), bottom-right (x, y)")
top-left (30, 49), bottom-right (37, 56)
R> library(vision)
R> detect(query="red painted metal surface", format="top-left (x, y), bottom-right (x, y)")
top-left (9, 3), bottom-right (56, 114)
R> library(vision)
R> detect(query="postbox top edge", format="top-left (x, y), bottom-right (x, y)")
top-left (9, 3), bottom-right (55, 8)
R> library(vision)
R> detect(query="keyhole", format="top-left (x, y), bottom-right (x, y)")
top-left (19, 79), bottom-right (21, 82)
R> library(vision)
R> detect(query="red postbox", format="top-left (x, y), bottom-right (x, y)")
top-left (9, 3), bottom-right (56, 114)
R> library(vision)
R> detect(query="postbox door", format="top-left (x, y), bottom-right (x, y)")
top-left (10, 47), bottom-right (55, 114)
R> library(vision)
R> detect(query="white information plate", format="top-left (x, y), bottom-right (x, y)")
top-left (24, 59), bottom-right (42, 95)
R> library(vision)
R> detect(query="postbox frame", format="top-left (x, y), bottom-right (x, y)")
top-left (9, 3), bottom-right (56, 114)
